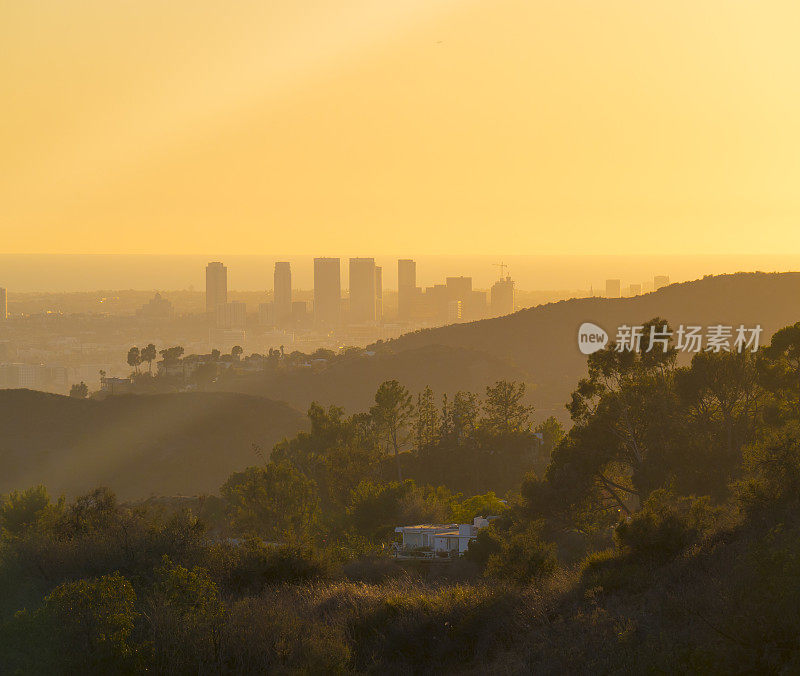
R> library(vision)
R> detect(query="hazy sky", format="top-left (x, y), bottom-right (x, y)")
top-left (3, 1), bottom-right (800, 256)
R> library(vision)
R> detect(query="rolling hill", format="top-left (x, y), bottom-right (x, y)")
top-left (378, 272), bottom-right (800, 417)
top-left (0, 390), bottom-right (307, 499)
top-left (212, 344), bottom-right (528, 414)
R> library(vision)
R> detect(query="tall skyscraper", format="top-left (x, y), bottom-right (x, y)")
top-left (0, 287), bottom-right (6, 320)
top-left (273, 262), bottom-right (292, 325)
top-left (205, 262), bottom-right (228, 314)
top-left (314, 258), bottom-right (341, 326)
top-left (605, 279), bottom-right (621, 298)
top-left (349, 258), bottom-right (377, 323)
top-left (491, 276), bottom-right (514, 316)
top-left (654, 275), bottom-right (670, 290)
top-left (375, 266), bottom-right (383, 321)
top-left (397, 259), bottom-right (416, 320)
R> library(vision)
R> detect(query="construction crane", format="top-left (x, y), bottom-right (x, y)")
top-left (493, 262), bottom-right (509, 279)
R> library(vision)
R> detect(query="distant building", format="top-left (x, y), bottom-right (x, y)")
top-left (447, 299), bottom-right (462, 323)
top-left (349, 258), bottom-right (377, 323)
top-left (205, 262), bottom-right (228, 314)
top-left (292, 300), bottom-right (308, 324)
top-left (446, 276), bottom-right (472, 302)
top-left (424, 284), bottom-right (449, 322)
top-left (314, 258), bottom-right (341, 327)
top-left (258, 302), bottom-right (273, 326)
top-left (100, 376), bottom-right (133, 395)
top-left (654, 275), bottom-right (670, 290)
top-left (490, 276), bottom-right (514, 316)
top-left (628, 283), bottom-right (642, 296)
top-left (136, 293), bottom-right (174, 319)
top-left (605, 279), bottom-right (621, 298)
top-left (375, 266), bottom-right (383, 321)
top-left (463, 290), bottom-right (487, 321)
top-left (273, 262), bottom-right (292, 325)
top-left (397, 259), bottom-right (417, 320)
top-left (0, 287), bottom-right (7, 320)
top-left (394, 517), bottom-right (493, 556)
top-left (216, 301), bottom-right (246, 330)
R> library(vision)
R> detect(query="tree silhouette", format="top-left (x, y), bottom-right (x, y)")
top-left (141, 343), bottom-right (157, 374)
top-left (69, 382), bottom-right (89, 399)
top-left (371, 380), bottom-right (413, 481)
top-left (126, 346), bottom-right (141, 375)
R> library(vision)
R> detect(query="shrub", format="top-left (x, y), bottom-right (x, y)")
top-left (614, 489), bottom-right (709, 561)
top-left (484, 522), bottom-right (557, 585)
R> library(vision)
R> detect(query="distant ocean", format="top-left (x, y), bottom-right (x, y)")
top-left (2, 254), bottom-right (800, 292)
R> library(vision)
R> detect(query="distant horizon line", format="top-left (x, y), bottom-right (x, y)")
top-left (4, 253), bottom-right (800, 259)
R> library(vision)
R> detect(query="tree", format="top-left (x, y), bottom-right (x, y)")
top-left (147, 556), bottom-right (224, 670)
top-left (760, 322), bottom-right (800, 411)
top-left (70, 382), bottom-right (89, 398)
top-left (231, 345), bottom-right (243, 360)
top-left (482, 380), bottom-right (533, 435)
top-left (674, 351), bottom-right (764, 496)
top-left (413, 386), bottom-right (440, 451)
top-left (159, 346), bottom-right (185, 368)
top-left (371, 380), bottom-right (413, 481)
top-left (271, 403), bottom-right (382, 508)
top-left (221, 463), bottom-right (319, 542)
top-left (36, 573), bottom-right (139, 672)
top-left (141, 343), bottom-right (157, 374)
top-left (0, 485), bottom-right (62, 537)
top-left (554, 318), bottom-right (678, 512)
top-left (127, 346), bottom-right (141, 375)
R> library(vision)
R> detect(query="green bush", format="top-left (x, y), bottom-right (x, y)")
top-left (484, 522), bottom-right (557, 585)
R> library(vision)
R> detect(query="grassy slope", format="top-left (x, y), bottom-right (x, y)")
top-left (0, 390), bottom-right (307, 499)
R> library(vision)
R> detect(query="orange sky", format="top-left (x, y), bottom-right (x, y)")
top-left (2, 1), bottom-right (800, 255)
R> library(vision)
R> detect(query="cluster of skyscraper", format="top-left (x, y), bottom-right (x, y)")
top-left (204, 258), bottom-right (516, 331)
top-left (603, 275), bottom-right (670, 298)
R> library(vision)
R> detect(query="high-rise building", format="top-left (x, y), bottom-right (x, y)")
top-left (375, 266), bottom-right (383, 321)
top-left (0, 287), bottom-right (7, 320)
top-left (292, 301), bottom-right (309, 324)
top-left (654, 275), bottom-right (670, 290)
top-left (605, 279), bottom-right (621, 298)
top-left (349, 258), bottom-right (377, 323)
top-left (205, 262), bottom-right (228, 314)
top-left (398, 259), bottom-right (417, 320)
top-left (273, 262), bottom-right (292, 325)
top-left (447, 300), bottom-right (462, 323)
top-left (314, 258), bottom-right (341, 326)
top-left (628, 283), bottom-right (642, 296)
top-left (490, 276), bottom-right (515, 316)
top-left (216, 301), bottom-right (247, 329)
top-left (462, 290), bottom-right (487, 321)
top-left (258, 302), bottom-right (273, 326)
top-left (446, 276), bottom-right (472, 301)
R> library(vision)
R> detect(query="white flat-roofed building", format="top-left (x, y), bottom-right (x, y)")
top-left (394, 517), bottom-right (492, 556)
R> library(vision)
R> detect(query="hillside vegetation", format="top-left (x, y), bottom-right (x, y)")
top-left (212, 344), bottom-right (528, 414)
top-left (0, 390), bottom-right (306, 499)
top-left (381, 272), bottom-right (800, 417)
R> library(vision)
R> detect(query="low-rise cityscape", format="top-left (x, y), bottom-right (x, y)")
top-left (0, 259), bottom-right (670, 394)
